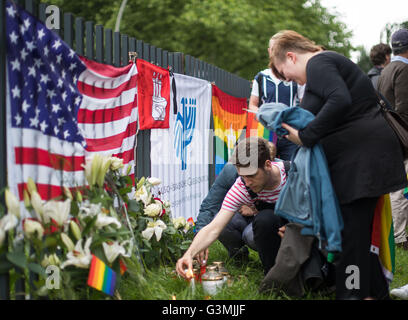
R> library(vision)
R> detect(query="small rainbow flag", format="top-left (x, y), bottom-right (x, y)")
top-left (371, 194), bottom-right (395, 283)
top-left (187, 217), bottom-right (196, 233)
top-left (87, 255), bottom-right (117, 296)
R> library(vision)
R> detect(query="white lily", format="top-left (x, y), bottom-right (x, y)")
top-left (110, 157), bottom-right (124, 171)
top-left (60, 237), bottom-right (93, 269)
top-left (23, 219), bottom-right (44, 240)
top-left (27, 177), bottom-right (37, 195)
top-left (135, 185), bottom-right (152, 206)
top-left (69, 220), bottom-right (82, 241)
top-left (30, 191), bottom-right (44, 222)
top-left (82, 157), bottom-right (94, 187)
top-left (41, 253), bottom-right (61, 267)
top-left (97, 156), bottom-right (112, 187)
top-left (147, 177), bottom-right (161, 186)
top-left (43, 198), bottom-right (71, 226)
top-left (102, 240), bottom-right (132, 264)
top-left (78, 200), bottom-right (102, 218)
top-left (141, 220), bottom-right (167, 242)
top-left (0, 214), bottom-right (19, 232)
top-left (144, 203), bottom-right (162, 217)
top-left (172, 217), bottom-right (187, 229)
top-left (95, 214), bottom-right (122, 229)
top-left (5, 189), bottom-right (20, 218)
top-left (63, 187), bottom-right (73, 200)
top-left (60, 232), bottom-right (75, 251)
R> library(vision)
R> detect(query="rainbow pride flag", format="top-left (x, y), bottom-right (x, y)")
top-left (187, 217), bottom-right (196, 233)
top-left (371, 194), bottom-right (395, 283)
top-left (87, 255), bottom-right (117, 296)
top-left (212, 85), bottom-right (247, 176)
top-left (246, 112), bottom-right (277, 145)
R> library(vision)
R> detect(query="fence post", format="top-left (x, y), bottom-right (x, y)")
top-left (121, 34), bottom-right (128, 66)
top-left (105, 28), bottom-right (113, 65)
top-left (85, 21), bottom-right (94, 60)
top-left (113, 32), bottom-right (120, 67)
top-left (95, 25), bottom-right (104, 63)
top-left (75, 17), bottom-right (84, 56)
top-left (63, 13), bottom-right (74, 48)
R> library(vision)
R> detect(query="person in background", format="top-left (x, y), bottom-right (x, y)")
top-left (377, 28), bottom-right (408, 253)
top-left (248, 36), bottom-right (299, 161)
top-left (367, 43), bottom-right (392, 88)
top-left (194, 141), bottom-right (278, 265)
top-left (177, 137), bottom-right (289, 277)
top-left (269, 30), bottom-right (406, 300)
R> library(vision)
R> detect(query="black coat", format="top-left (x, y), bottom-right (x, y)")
top-left (299, 51), bottom-right (407, 204)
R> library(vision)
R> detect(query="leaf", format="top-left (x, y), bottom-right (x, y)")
top-left (128, 200), bottom-right (141, 213)
top-left (165, 226), bottom-right (176, 235)
top-left (6, 251), bottom-right (28, 269)
top-left (28, 263), bottom-right (46, 278)
top-left (82, 215), bottom-right (98, 236)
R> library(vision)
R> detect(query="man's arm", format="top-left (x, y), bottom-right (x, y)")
top-left (195, 163), bottom-right (238, 232)
top-left (176, 209), bottom-right (235, 278)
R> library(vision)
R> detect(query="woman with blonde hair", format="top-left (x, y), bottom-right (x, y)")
top-left (269, 30), bottom-right (407, 300)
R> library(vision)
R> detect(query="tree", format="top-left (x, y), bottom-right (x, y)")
top-left (380, 20), bottom-right (408, 44)
top-left (51, 0), bottom-right (353, 80)
top-left (355, 46), bottom-right (371, 73)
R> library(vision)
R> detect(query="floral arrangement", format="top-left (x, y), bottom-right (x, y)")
top-left (0, 155), bottom-right (194, 300)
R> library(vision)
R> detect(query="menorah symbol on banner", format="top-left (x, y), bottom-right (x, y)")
top-left (152, 72), bottom-right (167, 121)
top-left (174, 97), bottom-right (197, 170)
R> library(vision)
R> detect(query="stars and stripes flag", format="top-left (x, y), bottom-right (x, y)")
top-left (5, 0), bottom-right (138, 205)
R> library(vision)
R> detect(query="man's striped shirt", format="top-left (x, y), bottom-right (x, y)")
top-left (221, 162), bottom-right (287, 213)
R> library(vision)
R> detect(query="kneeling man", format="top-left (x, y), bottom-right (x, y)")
top-left (176, 137), bottom-right (288, 277)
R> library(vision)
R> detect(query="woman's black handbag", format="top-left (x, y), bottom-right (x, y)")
top-left (376, 91), bottom-right (408, 159)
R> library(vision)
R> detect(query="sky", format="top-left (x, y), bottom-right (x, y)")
top-left (320, 0), bottom-right (408, 61)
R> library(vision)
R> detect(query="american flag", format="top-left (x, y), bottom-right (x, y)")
top-left (5, 1), bottom-right (138, 204)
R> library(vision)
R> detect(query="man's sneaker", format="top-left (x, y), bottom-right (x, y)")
top-left (390, 284), bottom-right (408, 299)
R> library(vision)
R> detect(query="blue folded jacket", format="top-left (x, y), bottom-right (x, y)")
top-left (257, 102), bottom-right (344, 253)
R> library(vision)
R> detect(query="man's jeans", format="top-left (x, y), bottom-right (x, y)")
top-left (218, 210), bottom-right (286, 274)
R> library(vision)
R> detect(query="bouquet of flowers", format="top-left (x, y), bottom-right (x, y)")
top-left (0, 155), bottom-right (194, 299)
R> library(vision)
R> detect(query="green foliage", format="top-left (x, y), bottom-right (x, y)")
top-left (52, 0), bottom-right (353, 80)
top-left (380, 20), bottom-right (408, 44)
top-left (356, 45), bottom-right (372, 74)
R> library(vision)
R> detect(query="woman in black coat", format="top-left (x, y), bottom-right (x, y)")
top-left (269, 30), bottom-right (407, 300)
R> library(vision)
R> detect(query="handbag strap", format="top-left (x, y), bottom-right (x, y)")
top-left (375, 90), bottom-right (393, 111)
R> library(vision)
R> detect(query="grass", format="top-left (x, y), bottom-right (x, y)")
top-left (118, 239), bottom-right (408, 300)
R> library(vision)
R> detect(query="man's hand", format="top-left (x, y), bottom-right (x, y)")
top-left (239, 205), bottom-right (257, 217)
top-left (195, 248), bottom-right (209, 265)
top-left (176, 253), bottom-right (194, 279)
top-left (278, 226), bottom-right (286, 238)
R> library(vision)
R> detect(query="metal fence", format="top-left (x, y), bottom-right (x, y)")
top-left (0, 0), bottom-right (251, 299)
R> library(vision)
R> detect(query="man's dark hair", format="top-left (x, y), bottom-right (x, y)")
top-left (393, 46), bottom-right (408, 56)
top-left (369, 43), bottom-right (392, 66)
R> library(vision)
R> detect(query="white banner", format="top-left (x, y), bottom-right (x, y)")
top-left (150, 73), bottom-right (212, 221)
